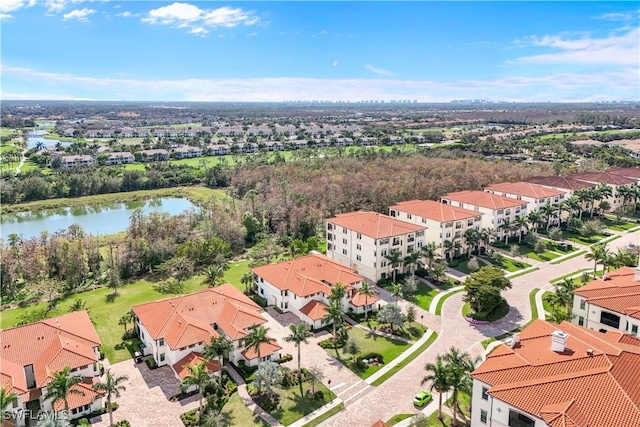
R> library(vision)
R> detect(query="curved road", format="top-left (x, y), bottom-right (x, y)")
top-left (324, 231), bottom-right (639, 426)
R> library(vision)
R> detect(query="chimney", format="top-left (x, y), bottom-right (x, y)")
top-left (551, 330), bottom-right (568, 353)
top-left (587, 348), bottom-right (594, 357)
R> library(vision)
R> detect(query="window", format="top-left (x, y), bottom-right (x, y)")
top-left (392, 238), bottom-right (401, 246)
top-left (508, 410), bottom-right (535, 427)
top-left (480, 410), bottom-right (488, 424)
top-left (381, 249), bottom-right (387, 256)
top-left (327, 243), bottom-right (333, 250)
top-left (633, 324), bottom-right (638, 335)
top-left (600, 311), bottom-right (620, 329)
top-left (505, 210), bottom-right (511, 216)
top-left (327, 223), bottom-right (333, 230)
top-left (578, 316), bottom-right (584, 326)
top-left (474, 206), bottom-right (479, 211)
top-left (455, 222), bottom-right (462, 229)
top-left (260, 288), bottom-right (264, 295)
top-left (327, 233), bottom-right (333, 241)
top-left (446, 232), bottom-right (451, 238)
top-left (407, 213), bottom-right (412, 219)
top-left (357, 232), bottom-right (362, 239)
top-left (343, 249), bottom-right (347, 255)
top-left (189, 344), bottom-right (195, 348)
top-left (445, 222), bottom-right (453, 228)
top-left (407, 245), bottom-right (414, 252)
top-left (159, 338), bottom-right (165, 346)
top-left (579, 299), bottom-right (585, 310)
top-left (159, 353), bottom-right (165, 362)
top-left (417, 241), bottom-right (423, 248)
top-left (356, 244), bottom-right (362, 250)
top-left (467, 220), bottom-right (474, 227)
top-left (356, 255), bottom-right (362, 261)
top-left (416, 230), bottom-right (424, 237)
top-left (497, 209), bottom-right (504, 215)
top-left (422, 218), bottom-right (427, 224)
top-left (343, 238), bottom-right (347, 244)
top-left (343, 227), bottom-right (347, 234)
top-left (481, 387), bottom-right (489, 400)
top-left (381, 260), bottom-right (387, 267)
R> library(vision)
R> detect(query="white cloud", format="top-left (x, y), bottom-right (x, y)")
top-left (115, 11), bottom-right (139, 18)
top-left (597, 10), bottom-right (639, 21)
top-left (312, 29), bottom-right (328, 38)
top-left (4, 64), bottom-right (637, 102)
top-left (0, 13), bottom-right (13, 20)
top-left (247, 32), bottom-right (258, 37)
top-left (0, 0), bottom-right (36, 18)
top-left (142, 2), bottom-right (258, 36)
top-left (62, 8), bottom-right (95, 22)
top-left (333, 60), bottom-right (338, 67)
top-left (509, 27), bottom-right (639, 65)
top-left (364, 64), bottom-right (393, 76)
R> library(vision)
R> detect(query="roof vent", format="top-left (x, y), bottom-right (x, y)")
top-left (587, 348), bottom-right (594, 357)
top-left (551, 330), bottom-right (568, 353)
top-left (509, 333), bottom-right (520, 348)
top-left (213, 323), bottom-right (218, 330)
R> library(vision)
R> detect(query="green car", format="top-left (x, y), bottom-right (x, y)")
top-left (413, 391), bottom-right (433, 407)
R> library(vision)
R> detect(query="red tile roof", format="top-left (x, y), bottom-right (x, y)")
top-left (132, 284), bottom-right (267, 346)
top-left (472, 319), bottom-right (640, 427)
top-left (573, 267), bottom-right (640, 316)
top-left (241, 340), bottom-right (282, 360)
top-left (172, 352), bottom-right (221, 381)
top-left (327, 211), bottom-right (427, 239)
top-left (389, 199), bottom-right (481, 222)
top-left (300, 300), bottom-right (329, 321)
top-left (525, 176), bottom-right (595, 191)
top-left (485, 182), bottom-right (566, 199)
top-left (608, 167), bottom-right (640, 180)
top-left (52, 378), bottom-right (102, 412)
top-left (349, 292), bottom-right (380, 307)
top-left (570, 171), bottom-right (637, 186)
top-left (1, 311), bottom-right (100, 395)
top-left (442, 190), bottom-right (525, 210)
top-left (251, 254), bottom-right (363, 298)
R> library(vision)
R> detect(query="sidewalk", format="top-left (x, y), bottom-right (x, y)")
top-left (225, 365), bottom-right (282, 426)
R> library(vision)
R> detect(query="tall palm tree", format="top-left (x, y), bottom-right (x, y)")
top-left (616, 186), bottom-right (633, 213)
top-left (322, 301), bottom-right (344, 350)
top-left (284, 323), bottom-right (313, 395)
top-left (181, 361), bottom-right (212, 418)
top-left (527, 211), bottom-right (542, 232)
top-left (329, 282), bottom-right (347, 308)
top-left (420, 242), bottom-right (440, 269)
top-left (442, 348), bottom-right (479, 426)
top-left (515, 215), bottom-right (529, 243)
top-left (594, 183), bottom-right (612, 216)
top-left (203, 336), bottom-right (233, 387)
top-left (244, 324), bottom-right (272, 363)
top-left (540, 203), bottom-right (557, 231)
top-left (384, 249), bottom-right (403, 281)
top-left (403, 251), bottom-right (422, 277)
top-left (92, 369), bottom-right (128, 427)
top-left (421, 356), bottom-right (451, 421)
top-left (390, 282), bottom-right (403, 303)
top-left (202, 265), bottom-right (226, 287)
top-left (357, 282), bottom-right (376, 319)
top-left (43, 366), bottom-right (85, 414)
top-left (586, 243), bottom-right (609, 275)
top-left (564, 196), bottom-right (582, 220)
top-left (240, 272), bottom-right (254, 295)
top-left (463, 229), bottom-right (479, 258)
top-left (574, 188), bottom-right (591, 219)
top-left (498, 217), bottom-right (514, 244)
top-left (0, 385), bottom-right (18, 411)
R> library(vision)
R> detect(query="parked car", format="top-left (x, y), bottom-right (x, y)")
top-left (413, 391), bottom-right (433, 407)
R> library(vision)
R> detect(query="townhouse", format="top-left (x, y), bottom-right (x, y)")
top-left (484, 181), bottom-right (566, 225)
top-left (132, 285), bottom-right (281, 370)
top-left (251, 253), bottom-right (380, 329)
top-left (440, 191), bottom-right (527, 241)
top-left (140, 149), bottom-right (169, 162)
top-left (608, 166), bottom-right (640, 185)
top-left (571, 266), bottom-right (640, 336)
top-left (569, 171), bottom-right (637, 211)
top-left (471, 319), bottom-right (640, 427)
top-left (0, 311), bottom-right (104, 425)
top-left (173, 146), bottom-right (202, 158)
top-left (325, 211), bottom-right (428, 282)
top-left (389, 199), bottom-right (483, 259)
top-left (60, 155), bottom-right (95, 168)
top-left (104, 152), bottom-right (134, 166)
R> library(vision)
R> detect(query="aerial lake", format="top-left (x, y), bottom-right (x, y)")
top-left (1, 198), bottom-right (195, 241)
top-left (27, 130), bottom-right (70, 149)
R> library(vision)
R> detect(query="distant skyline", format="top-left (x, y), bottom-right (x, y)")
top-left (1, 1), bottom-right (638, 102)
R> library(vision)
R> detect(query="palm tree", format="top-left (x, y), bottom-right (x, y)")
top-left (322, 301), bottom-right (344, 350)
top-left (463, 229), bottom-right (479, 258)
top-left (442, 348), bottom-right (479, 426)
top-left (546, 280), bottom-right (575, 314)
top-left (284, 323), bottom-right (313, 395)
top-left (203, 336), bottom-right (233, 388)
top-left (420, 242), bottom-right (440, 269)
top-left (599, 200), bottom-right (611, 216)
top-left (390, 282), bottom-right (403, 303)
top-left (527, 211), bottom-right (542, 232)
top-left (574, 188), bottom-right (591, 219)
top-left (92, 369), bottom-right (128, 427)
top-left (244, 324), bottom-right (272, 363)
top-left (43, 366), bottom-right (85, 414)
top-left (329, 282), bottom-right (347, 309)
top-left (403, 251), bottom-right (422, 277)
top-left (384, 249), bottom-right (403, 281)
top-left (616, 186), bottom-right (633, 213)
top-left (202, 265), bottom-right (226, 287)
top-left (564, 196), bottom-right (582, 219)
top-left (515, 215), bottom-right (529, 243)
top-left (586, 243), bottom-right (609, 275)
top-left (442, 239), bottom-right (457, 260)
top-left (181, 361), bottom-right (212, 418)
top-left (498, 217), bottom-right (514, 244)
top-left (0, 385), bottom-right (18, 411)
top-left (240, 272), bottom-right (254, 295)
top-left (421, 356), bottom-right (451, 421)
top-left (594, 183), bottom-right (613, 216)
top-left (357, 282), bottom-right (376, 319)
top-left (539, 203), bottom-right (556, 231)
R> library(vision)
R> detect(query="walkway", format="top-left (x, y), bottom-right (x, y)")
top-left (15, 147), bottom-right (27, 174)
top-left (225, 364), bottom-right (282, 426)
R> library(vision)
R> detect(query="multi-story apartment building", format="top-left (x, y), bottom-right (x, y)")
top-left (325, 211), bottom-right (428, 282)
top-left (484, 181), bottom-right (566, 211)
top-left (571, 266), bottom-right (640, 336)
top-left (440, 191), bottom-right (527, 241)
top-left (389, 199), bottom-right (483, 258)
top-left (471, 319), bottom-right (640, 427)
top-left (569, 171), bottom-right (637, 212)
top-left (0, 311), bottom-right (104, 425)
top-left (251, 253), bottom-right (380, 329)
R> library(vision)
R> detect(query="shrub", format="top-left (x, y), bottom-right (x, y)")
top-left (226, 379), bottom-right (238, 395)
top-left (115, 421), bottom-right (131, 427)
top-left (313, 390), bottom-right (325, 401)
top-left (467, 258), bottom-right (480, 272)
top-left (276, 353), bottom-right (293, 364)
top-left (180, 409), bottom-right (198, 427)
top-left (146, 358), bottom-right (157, 369)
top-left (77, 419), bottom-right (90, 426)
top-left (356, 352), bottom-right (384, 369)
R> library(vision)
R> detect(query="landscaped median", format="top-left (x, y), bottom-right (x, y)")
top-left (481, 288), bottom-right (539, 349)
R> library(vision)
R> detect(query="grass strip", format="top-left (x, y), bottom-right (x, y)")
top-left (507, 267), bottom-right (539, 279)
top-left (386, 414), bottom-right (414, 426)
top-left (550, 268), bottom-right (590, 283)
top-left (435, 289), bottom-right (463, 315)
top-left (550, 250), bottom-right (586, 265)
top-left (370, 332), bottom-right (438, 387)
top-left (302, 402), bottom-right (345, 427)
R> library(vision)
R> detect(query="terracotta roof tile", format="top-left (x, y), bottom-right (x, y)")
top-left (251, 254), bottom-right (363, 297)
top-left (525, 176), bottom-right (596, 191)
top-left (608, 167), bottom-right (640, 180)
top-left (485, 181), bottom-right (566, 199)
top-left (574, 267), bottom-right (640, 316)
top-left (389, 200), bottom-right (482, 222)
top-left (442, 190), bottom-right (526, 210)
top-left (241, 340), bottom-right (282, 360)
top-left (327, 211), bottom-right (427, 239)
top-left (570, 171), bottom-right (636, 186)
top-left (300, 300), bottom-right (329, 321)
top-left (52, 379), bottom-right (102, 412)
top-left (349, 292), bottom-right (380, 307)
top-left (172, 352), bottom-right (221, 381)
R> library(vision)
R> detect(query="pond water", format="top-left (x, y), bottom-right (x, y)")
top-left (1, 198), bottom-right (195, 241)
top-left (27, 130), bottom-right (70, 149)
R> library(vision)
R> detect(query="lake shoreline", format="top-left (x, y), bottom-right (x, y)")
top-left (0, 186), bottom-right (223, 215)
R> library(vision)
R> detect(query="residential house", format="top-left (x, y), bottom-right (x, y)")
top-left (173, 146), bottom-right (202, 158)
top-left (389, 199), bottom-right (483, 258)
top-left (607, 167), bottom-right (640, 186)
top-left (120, 127), bottom-right (135, 138)
top-left (246, 125), bottom-right (273, 136)
top-left (60, 155), bottom-right (94, 168)
top-left (216, 126), bottom-right (244, 137)
top-left (132, 285), bottom-right (281, 370)
top-left (484, 181), bottom-right (566, 224)
top-left (441, 191), bottom-right (528, 242)
top-left (572, 266), bottom-right (640, 336)
top-left (134, 128), bottom-right (150, 138)
top-left (251, 253), bottom-right (380, 329)
top-left (208, 144), bottom-right (230, 155)
top-left (325, 211), bottom-right (428, 282)
top-left (140, 149), bottom-right (169, 162)
top-left (471, 319), bottom-right (640, 427)
top-left (0, 311), bottom-right (103, 425)
top-left (105, 152), bottom-right (134, 166)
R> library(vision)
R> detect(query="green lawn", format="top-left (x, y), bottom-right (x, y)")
top-left (550, 269), bottom-right (589, 284)
top-left (562, 229), bottom-right (611, 245)
top-left (462, 300), bottom-right (509, 322)
top-left (447, 259), bottom-right (474, 275)
top-left (302, 403), bottom-right (345, 427)
top-left (446, 391), bottom-right (471, 419)
top-left (386, 414), bottom-right (414, 425)
top-left (221, 392), bottom-right (269, 427)
top-left (413, 282), bottom-right (440, 311)
top-left (0, 260), bottom-right (251, 364)
top-left (435, 289), bottom-right (464, 315)
top-left (334, 327), bottom-right (412, 379)
top-left (271, 382), bottom-right (336, 426)
top-left (542, 291), bottom-right (554, 314)
top-left (424, 411), bottom-right (456, 426)
top-left (602, 216), bottom-right (637, 231)
top-left (360, 319), bottom-right (426, 341)
top-left (370, 332), bottom-right (438, 387)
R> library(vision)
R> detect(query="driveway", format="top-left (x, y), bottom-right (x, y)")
top-left (90, 359), bottom-right (199, 427)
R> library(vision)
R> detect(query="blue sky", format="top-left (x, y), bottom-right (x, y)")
top-left (1, 1), bottom-right (638, 102)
